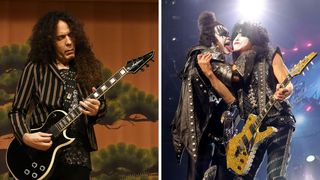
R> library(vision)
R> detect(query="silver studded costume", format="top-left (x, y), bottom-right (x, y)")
top-left (171, 46), bottom-right (235, 180)
top-left (234, 47), bottom-right (295, 180)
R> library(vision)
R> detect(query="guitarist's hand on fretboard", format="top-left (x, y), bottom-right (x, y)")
top-left (273, 83), bottom-right (292, 101)
top-left (79, 87), bottom-right (101, 116)
top-left (22, 132), bottom-right (53, 151)
top-left (79, 98), bottom-right (100, 116)
top-left (272, 53), bottom-right (293, 101)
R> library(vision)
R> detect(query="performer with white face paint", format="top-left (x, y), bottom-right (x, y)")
top-left (214, 25), bottom-right (234, 55)
top-left (171, 11), bottom-right (238, 180)
top-left (232, 31), bottom-right (251, 53)
top-left (230, 22), bottom-right (295, 180)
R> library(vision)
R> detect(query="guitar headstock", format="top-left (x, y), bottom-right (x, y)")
top-left (290, 52), bottom-right (318, 77)
top-left (125, 50), bottom-right (155, 74)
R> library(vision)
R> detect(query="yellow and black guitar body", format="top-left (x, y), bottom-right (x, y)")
top-left (226, 113), bottom-right (277, 175)
top-left (225, 52), bottom-right (318, 175)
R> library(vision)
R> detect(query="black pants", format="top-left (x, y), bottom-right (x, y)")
top-left (188, 142), bottom-right (235, 180)
top-left (239, 126), bottom-right (294, 180)
top-left (48, 164), bottom-right (90, 180)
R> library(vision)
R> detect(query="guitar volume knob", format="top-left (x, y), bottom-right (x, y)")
top-left (32, 162), bottom-right (38, 168)
top-left (40, 165), bottom-right (46, 171)
top-left (32, 173), bottom-right (38, 178)
top-left (24, 169), bottom-right (30, 175)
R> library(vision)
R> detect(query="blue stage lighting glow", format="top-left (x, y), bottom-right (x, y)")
top-left (295, 114), bottom-right (305, 125)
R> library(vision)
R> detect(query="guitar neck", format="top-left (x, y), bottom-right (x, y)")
top-left (49, 67), bottom-right (129, 136)
top-left (256, 74), bottom-right (292, 126)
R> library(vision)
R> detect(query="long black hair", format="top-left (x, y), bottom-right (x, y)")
top-left (231, 22), bottom-right (270, 81)
top-left (28, 11), bottom-right (102, 91)
top-left (231, 21), bottom-right (270, 60)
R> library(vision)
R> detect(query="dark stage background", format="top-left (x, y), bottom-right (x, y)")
top-left (162, 0), bottom-right (320, 179)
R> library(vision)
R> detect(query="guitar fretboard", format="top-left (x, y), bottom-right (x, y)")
top-left (250, 52), bottom-right (317, 130)
top-left (48, 67), bottom-right (129, 137)
top-left (253, 75), bottom-right (293, 129)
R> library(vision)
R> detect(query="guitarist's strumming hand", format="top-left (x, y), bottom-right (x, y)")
top-left (22, 132), bottom-right (53, 151)
top-left (79, 87), bottom-right (101, 117)
top-left (273, 84), bottom-right (291, 101)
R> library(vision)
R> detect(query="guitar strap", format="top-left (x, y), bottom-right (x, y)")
top-left (266, 85), bottom-right (283, 112)
top-left (59, 67), bottom-right (91, 168)
top-left (257, 59), bottom-right (266, 114)
top-left (60, 67), bottom-right (78, 112)
top-left (257, 58), bottom-right (284, 118)
top-left (59, 67), bottom-right (87, 136)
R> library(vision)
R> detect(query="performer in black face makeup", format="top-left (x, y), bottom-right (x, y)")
top-left (171, 11), bottom-right (239, 180)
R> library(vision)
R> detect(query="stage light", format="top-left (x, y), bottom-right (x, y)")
top-left (293, 47), bottom-right (299, 52)
top-left (307, 43), bottom-right (312, 47)
top-left (306, 155), bottom-right (316, 162)
top-left (172, 37), bottom-right (177, 41)
top-left (305, 173), bottom-right (316, 180)
top-left (236, 0), bottom-right (266, 21)
top-left (305, 105), bottom-right (312, 112)
top-left (295, 114), bottom-right (305, 125)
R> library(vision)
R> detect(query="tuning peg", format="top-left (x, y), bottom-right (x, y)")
top-left (146, 64), bottom-right (149, 67)
top-left (311, 61), bottom-right (314, 65)
top-left (302, 72), bottom-right (305, 76)
top-left (151, 59), bottom-right (155, 62)
top-left (306, 66), bottom-right (309, 71)
top-left (140, 68), bottom-right (144, 72)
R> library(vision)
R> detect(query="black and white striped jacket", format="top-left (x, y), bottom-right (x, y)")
top-left (9, 61), bottom-right (106, 151)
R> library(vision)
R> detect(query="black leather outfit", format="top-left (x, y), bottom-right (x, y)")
top-left (171, 46), bottom-right (235, 180)
top-left (234, 47), bottom-right (295, 180)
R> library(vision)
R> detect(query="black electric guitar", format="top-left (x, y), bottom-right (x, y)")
top-left (226, 52), bottom-right (318, 175)
top-left (6, 50), bottom-right (155, 180)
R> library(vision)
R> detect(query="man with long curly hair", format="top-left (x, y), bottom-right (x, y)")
top-left (230, 22), bottom-right (295, 179)
top-left (171, 11), bottom-right (237, 180)
top-left (9, 11), bottom-right (106, 179)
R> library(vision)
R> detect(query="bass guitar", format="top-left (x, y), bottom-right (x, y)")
top-left (6, 51), bottom-right (155, 180)
top-left (226, 52), bottom-right (318, 175)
